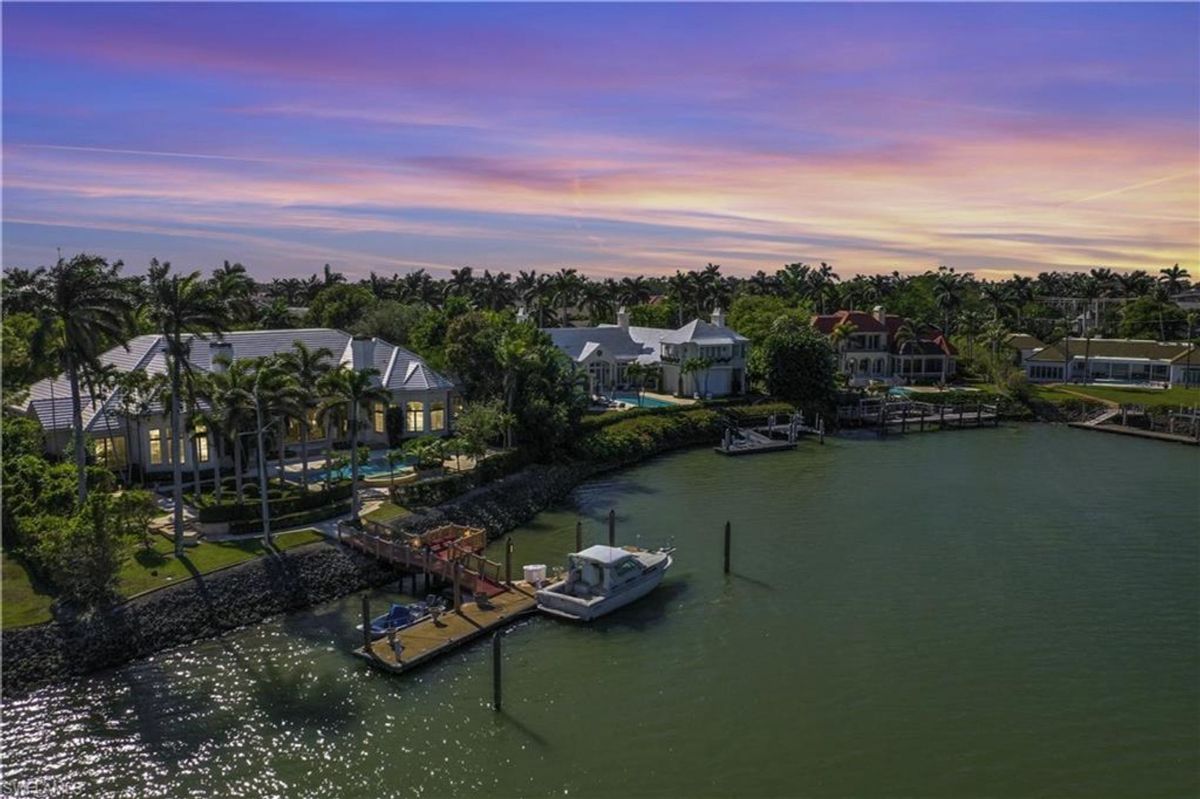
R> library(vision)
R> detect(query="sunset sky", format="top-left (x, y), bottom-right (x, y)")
top-left (3, 3), bottom-right (1197, 281)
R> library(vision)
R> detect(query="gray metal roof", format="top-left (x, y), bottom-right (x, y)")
top-left (24, 328), bottom-right (453, 432)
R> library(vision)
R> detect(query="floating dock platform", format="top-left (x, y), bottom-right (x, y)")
top-left (356, 583), bottom-right (539, 674)
top-left (715, 428), bottom-right (797, 456)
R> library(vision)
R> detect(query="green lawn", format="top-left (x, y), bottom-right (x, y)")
top-left (1032, 384), bottom-right (1200, 408)
top-left (363, 501), bottom-right (409, 525)
top-left (1, 551), bottom-right (56, 629)
top-left (1, 528), bottom-right (326, 629)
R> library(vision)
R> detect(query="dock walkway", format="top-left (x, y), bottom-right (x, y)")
top-left (356, 584), bottom-right (539, 674)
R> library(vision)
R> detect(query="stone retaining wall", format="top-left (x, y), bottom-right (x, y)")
top-left (1, 542), bottom-right (399, 697)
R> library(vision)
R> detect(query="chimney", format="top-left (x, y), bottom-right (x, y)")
top-left (209, 340), bottom-right (233, 373)
top-left (616, 306), bottom-right (630, 328)
top-left (351, 335), bottom-right (376, 371)
top-left (873, 305), bottom-right (886, 325)
top-left (711, 306), bottom-right (726, 327)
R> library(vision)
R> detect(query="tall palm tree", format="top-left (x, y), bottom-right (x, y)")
top-left (1078, 278), bottom-right (1102, 382)
top-left (319, 364), bottom-right (388, 520)
top-left (829, 320), bottom-right (858, 374)
top-left (1159, 264), bottom-right (1190, 296)
top-left (205, 356), bottom-right (255, 504)
top-left (318, 365), bottom-right (390, 521)
top-left (893, 320), bottom-right (919, 381)
top-left (932, 271), bottom-right (965, 384)
top-left (146, 260), bottom-right (227, 555)
top-left (115, 369), bottom-right (152, 487)
top-left (958, 309), bottom-right (984, 359)
top-left (211, 260), bottom-right (256, 325)
top-left (27, 254), bottom-right (136, 504)
top-left (248, 356), bottom-right (298, 542)
top-left (1008, 275), bottom-right (1035, 329)
top-left (680, 356), bottom-right (713, 398)
top-left (279, 340), bottom-right (334, 488)
top-left (551, 268), bottom-right (583, 327)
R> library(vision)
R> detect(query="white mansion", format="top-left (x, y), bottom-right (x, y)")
top-left (542, 307), bottom-right (750, 398)
top-left (22, 329), bottom-right (456, 474)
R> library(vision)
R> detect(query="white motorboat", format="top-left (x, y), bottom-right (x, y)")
top-left (535, 544), bottom-right (673, 621)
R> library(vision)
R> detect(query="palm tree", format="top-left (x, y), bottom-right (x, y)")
top-left (27, 254), bottom-right (136, 505)
top-left (385, 448), bottom-right (406, 489)
top-left (1009, 275), bottom-right (1035, 329)
top-left (1078, 277), bottom-right (1102, 382)
top-left (680, 356), bottom-right (713, 398)
top-left (666, 271), bottom-right (694, 326)
top-left (279, 340), bottom-right (333, 488)
top-left (958, 309), bottom-right (984, 359)
top-left (115, 369), bottom-right (152, 487)
top-left (829, 320), bottom-right (858, 374)
top-left (248, 356), bottom-right (297, 543)
top-left (318, 365), bottom-right (390, 521)
top-left (211, 260), bottom-right (256, 325)
top-left (625, 362), bottom-right (648, 405)
top-left (617, 276), bottom-right (652, 308)
top-left (205, 356), bottom-right (255, 504)
top-left (1159, 264), bottom-right (1190, 296)
top-left (551, 268), bottom-right (583, 327)
top-left (146, 260), bottom-right (227, 555)
top-left (932, 270), bottom-right (965, 384)
top-left (893, 320), bottom-right (919, 381)
top-left (496, 329), bottom-right (537, 447)
top-left (980, 283), bottom-right (1013, 322)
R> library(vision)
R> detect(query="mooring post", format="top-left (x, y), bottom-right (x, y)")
top-left (492, 632), bottom-right (503, 712)
top-left (361, 594), bottom-right (371, 652)
top-left (453, 562), bottom-right (462, 613)
top-left (940, 403), bottom-right (946, 429)
top-left (575, 519), bottom-right (583, 552)
top-left (423, 547), bottom-right (431, 594)
top-left (818, 416), bottom-right (825, 444)
top-left (608, 509), bottom-right (616, 547)
top-left (723, 520), bottom-right (731, 574)
top-left (505, 536), bottom-right (513, 586)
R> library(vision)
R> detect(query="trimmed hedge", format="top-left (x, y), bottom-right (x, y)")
top-left (226, 502), bottom-right (351, 536)
top-left (197, 482), bottom-right (353, 523)
top-left (390, 449), bottom-right (528, 508)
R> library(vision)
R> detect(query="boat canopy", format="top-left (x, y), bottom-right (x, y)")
top-left (573, 545), bottom-right (633, 565)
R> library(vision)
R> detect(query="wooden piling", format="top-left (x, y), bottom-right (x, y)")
top-left (492, 632), bottom-right (503, 711)
top-left (575, 519), bottom-right (583, 552)
top-left (608, 509), bottom-right (616, 546)
top-left (453, 562), bottom-right (462, 613)
top-left (361, 594), bottom-right (372, 652)
top-left (504, 536), bottom-right (513, 586)
top-left (723, 520), bottom-right (731, 574)
top-left (819, 416), bottom-right (825, 444)
top-left (423, 547), bottom-right (431, 594)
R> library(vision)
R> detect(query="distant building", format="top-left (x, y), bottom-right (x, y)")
top-left (22, 329), bottom-right (456, 474)
top-left (543, 307), bottom-right (749, 398)
top-left (1021, 338), bottom-right (1199, 387)
top-left (811, 306), bottom-right (956, 386)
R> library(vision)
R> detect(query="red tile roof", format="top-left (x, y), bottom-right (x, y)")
top-left (810, 309), bottom-right (956, 356)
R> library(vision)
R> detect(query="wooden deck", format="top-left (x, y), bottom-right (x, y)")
top-left (356, 583), bottom-right (540, 674)
top-left (1067, 422), bottom-right (1200, 446)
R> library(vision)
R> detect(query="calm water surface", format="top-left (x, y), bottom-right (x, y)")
top-left (4, 426), bottom-right (1198, 798)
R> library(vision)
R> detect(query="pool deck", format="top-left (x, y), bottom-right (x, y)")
top-left (356, 582), bottom-right (539, 674)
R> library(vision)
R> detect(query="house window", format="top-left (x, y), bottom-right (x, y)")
top-left (430, 401), bottom-right (445, 431)
top-left (373, 402), bottom-right (387, 434)
top-left (406, 401), bottom-right (425, 432)
top-left (95, 436), bottom-right (128, 469)
top-left (149, 429), bottom-right (165, 465)
top-left (192, 424), bottom-right (209, 463)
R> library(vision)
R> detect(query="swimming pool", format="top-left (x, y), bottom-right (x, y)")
top-left (612, 391), bottom-right (677, 408)
top-left (310, 455), bottom-right (414, 483)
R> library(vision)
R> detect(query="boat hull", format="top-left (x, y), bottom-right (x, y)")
top-left (536, 555), bottom-right (671, 621)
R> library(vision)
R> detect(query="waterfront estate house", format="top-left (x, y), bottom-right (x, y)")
top-left (811, 306), bottom-right (957, 385)
top-left (21, 329), bottom-right (456, 474)
top-left (1020, 338), bottom-right (1200, 387)
top-left (543, 307), bottom-right (750, 398)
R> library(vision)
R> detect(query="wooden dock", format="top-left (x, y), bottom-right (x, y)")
top-left (838, 398), bottom-right (999, 434)
top-left (715, 411), bottom-right (822, 455)
top-left (356, 583), bottom-right (539, 674)
top-left (1067, 422), bottom-right (1200, 446)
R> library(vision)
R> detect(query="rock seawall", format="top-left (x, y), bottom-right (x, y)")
top-left (2, 542), bottom-right (399, 697)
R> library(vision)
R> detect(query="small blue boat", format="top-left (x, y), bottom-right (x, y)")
top-left (357, 601), bottom-right (432, 638)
